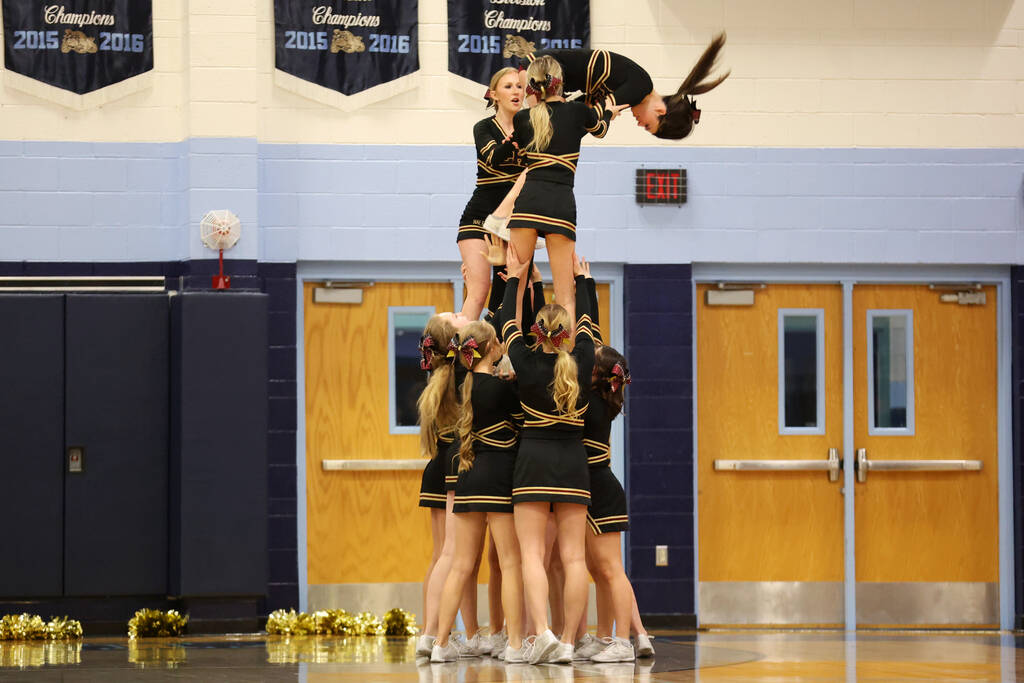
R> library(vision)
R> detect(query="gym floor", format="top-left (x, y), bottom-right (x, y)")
top-left (1, 629), bottom-right (1022, 681)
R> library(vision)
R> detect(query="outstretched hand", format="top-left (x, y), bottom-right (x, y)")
top-left (481, 234), bottom-right (507, 266)
top-left (578, 255), bottom-right (592, 279)
top-left (605, 98), bottom-right (630, 121)
top-left (572, 251), bottom-right (584, 277)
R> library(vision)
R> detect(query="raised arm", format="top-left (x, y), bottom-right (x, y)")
top-left (585, 276), bottom-right (603, 345)
top-left (572, 273), bottom-right (596, 383)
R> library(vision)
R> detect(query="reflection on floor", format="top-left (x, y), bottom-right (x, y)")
top-left (0, 630), bottom-right (1021, 681)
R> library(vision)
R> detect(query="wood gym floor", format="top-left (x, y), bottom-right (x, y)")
top-left (2, 629), bottom-right (1022, 681)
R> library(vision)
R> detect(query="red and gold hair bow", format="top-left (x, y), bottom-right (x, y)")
top-left (418, 335), bottom-right (436, 370)
top-left (447, 336), bottom-right (482, 366)
top-left (531, 321), bottom-right (570, 348)
top-left (609, 362), bottom-right (632, 393)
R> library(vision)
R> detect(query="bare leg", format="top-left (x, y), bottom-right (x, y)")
top-left (587, 530), bottom-right (632, 640)
top-left (424, 491), bottom-right (457, 636)
top-left (436, 512), bottom-right (488, 647)
top-left (554, 502), bottom-right (588, 645)
top-left (630, 588), bottom-right (649, 637)
top-left (458, 238), bottom-right (492, 321)
top-left (460, 530), bottom-right (485, 636)
top-left (510, 228), bottom-right (538, 327)
top-left (514, 501), bottom-right (551, 635)
top-left (487, 512), bottom-right (523, 649)
top-left (493, 169), bottom-right (528, 219)
top-left (421, 507), bottom-right (446, 633)
top-left (546, 535), bottom-right (565, 637)
top-left (544, 234), bottom-right (576, 322)
top-left (487, 532), bottom-right (504, 633)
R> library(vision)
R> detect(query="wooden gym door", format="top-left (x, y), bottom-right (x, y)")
top-left (304, 281), bottom-right (455, 607)
top-left (698, 284), bottom-right (845, 626)
top-left (853, 285), bottom-right (998, 627)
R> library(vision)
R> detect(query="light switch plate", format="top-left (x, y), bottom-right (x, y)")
top-left (655, 545), bottom-right (668, 567)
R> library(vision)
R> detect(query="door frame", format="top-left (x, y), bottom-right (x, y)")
top-left (693, 263), bottom-right (1013, 631)
top-left (294, 260), bottom-right (625, 611)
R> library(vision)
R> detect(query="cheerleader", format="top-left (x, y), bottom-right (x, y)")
top-left (415, 314), bottom-right (488, 657)
top-left (458, 68), bottom-right (527, 321)
top-left (497, 55), bottom-right (620, 330)
top-left (520, 33), bottom-right (729, 140)
top-left (430, 322), bottom-right (528, 663)
top-left (500, 244), bottom-right (595, 664)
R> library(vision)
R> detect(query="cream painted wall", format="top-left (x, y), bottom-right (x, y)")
top-left (0, 0), bottom-right (1021, 146)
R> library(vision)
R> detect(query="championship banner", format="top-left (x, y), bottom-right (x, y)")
top-left (274, 0), bottom-right (419, 111)
top-left (447, 0), bottom-right (589, 99)
top-left (2, 1), bottom-right (153, 109)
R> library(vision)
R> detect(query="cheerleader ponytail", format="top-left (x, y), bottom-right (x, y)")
top-left (655, 32), bottom-right (730, 140)
top-left (533, 304), bottom-right (581, 416)
top-left (525, 55), bottom-right (564, 152)
top-left (416, 316), bottom-right (458, 458)
top-left (452, 322), bottom-right (498, 473)
top-left (592, 345), bottom-right (631, 418)
top-left (456, 372), bottom-right (475, 472)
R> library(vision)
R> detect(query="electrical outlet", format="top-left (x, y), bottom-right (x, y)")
top-left (655, 545), bottom-right (668, 567)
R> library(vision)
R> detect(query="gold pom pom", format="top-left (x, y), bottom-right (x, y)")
top-left (45, 616), bottom-right (83, 640)
top-left (127, 609), bottom-right (188, 639)
top-left (353, 611), bottom-right (383, 636)
top-left (314, 609), bottom-right (356, 636)
top-left (382, 608), bottom-right (419, 636)
top-left (267, 608), bottom-right (316, 636)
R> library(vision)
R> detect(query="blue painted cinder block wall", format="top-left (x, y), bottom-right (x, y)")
top-left (624, 264), bottom-right (694, 617)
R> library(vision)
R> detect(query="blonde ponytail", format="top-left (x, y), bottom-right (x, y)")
top-left (416, 315), bottom-right (458, 458)
top-left (451, 321), bottom-right (498, 472)
top-left (456, 372), bottom-right (475, 472)
top-left (417, 363), bottom-right (456, 458)
top-left (528, 102), bottom-right (553, 152)
top-left (551, 347), bottom-right (581, 416)
top-left (525, 55), bottom-right (563, 152)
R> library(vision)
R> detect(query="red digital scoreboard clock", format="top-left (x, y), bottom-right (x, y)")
top-left (635, 168), bottom-right (687, 205)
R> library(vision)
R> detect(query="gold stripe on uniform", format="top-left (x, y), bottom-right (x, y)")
top-left (585, 50), bottom-right (611, 104)
top-left (521, 151), bottom-right (579, 173)
top-left (521, 401), bottom-right (585, 427)
top-left (455, 495), bottom-right (513, 504)
top-left (583, 438), bottom-right (611, 464)
top-left (513, 486), bottom-right (591, 498)
top-left (586, 513), bottom-right (601, 535)
top-left (509, 213), bottom-right (577, 234)
top-left (593, 515), bottom-right (629, 524)
top-left (420, 493), bottom-right (447, 502)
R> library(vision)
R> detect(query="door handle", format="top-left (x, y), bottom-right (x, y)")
top-left (714, 448), bottom-right (840, 482)
top-left (855, 448), bottom-right (983, 483)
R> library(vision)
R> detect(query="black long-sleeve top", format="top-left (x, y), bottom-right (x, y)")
top-left (473, 115), bottom-right (526, 188)
top-left (584, 276), bottom-right (603, 345)
top-left (523, 49), bottom-right (654, 108)
top-left (582, 399), bottom-right (613, 467)
top-left (499, 274), bottom-right (595, 436)
top-left (462, 372), bottom-right (523, 455)
top-left (485, 268), bottom-right (546, 343)
top-left (497, 102), bottom-right (612, 187)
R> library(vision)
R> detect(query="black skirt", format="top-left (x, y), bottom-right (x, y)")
top-left (418, 455), bottom-right (447, 509)
top-left (586, 465), bottom-right (628, 534)
top-left (512, 431), bottom-right (590, 505)
top-left (453, 448), bottom-right (516, 513)
top-left (458, 185), bottom-right (511, 242)
top-left (508, 179), bottom-right (577, 241)
top-left (444, 439), bottom-right (461, 492)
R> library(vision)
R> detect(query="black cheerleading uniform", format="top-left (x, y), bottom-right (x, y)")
top-left (458, 116), bottom-right (526, 242)
top-left (444, 363), bottom-right (470, 491)
top-left (579, 275), bottom-right (628, 532)
top-left (419, 428), bottom-right (454, 509)
top-left (452, 373), bottom-right (524, 513)
top-left (523, 49), bottom-right (654, 108)
top-left (500, 274), bottom-right (596, 505)
top-left (500, 102), bottom-right (612, 241)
